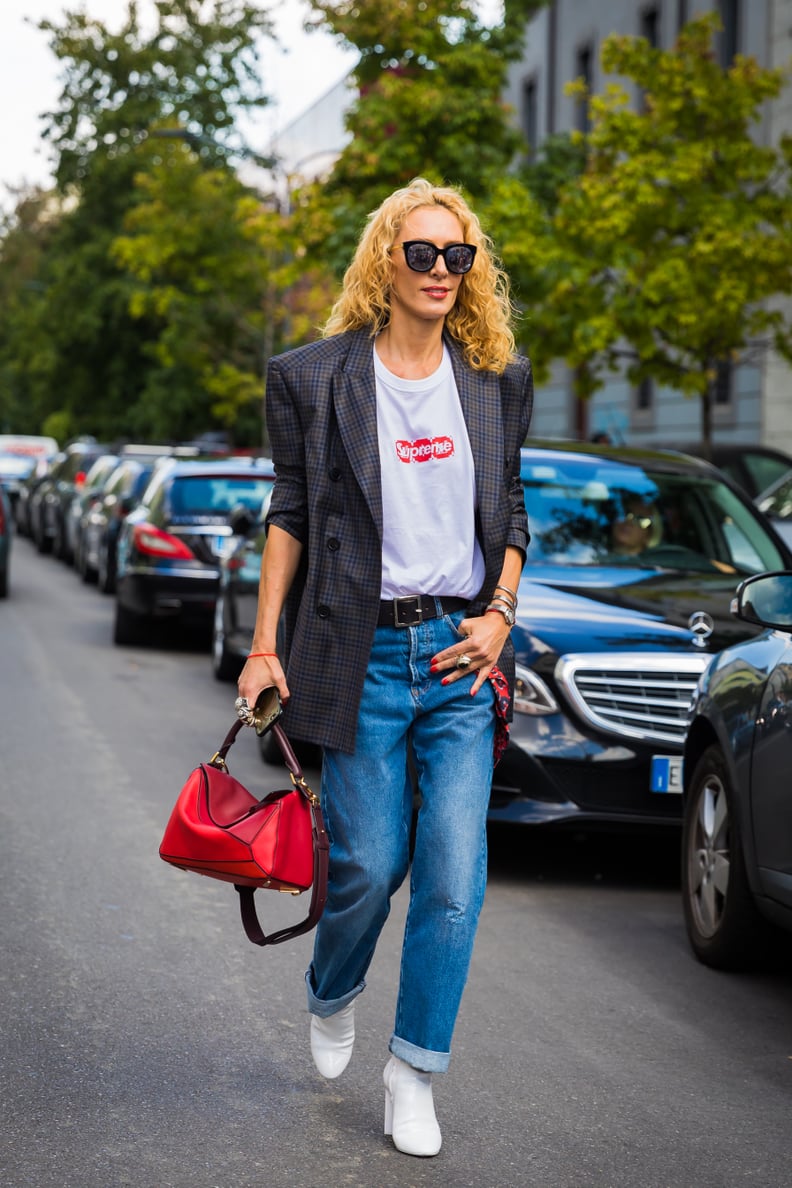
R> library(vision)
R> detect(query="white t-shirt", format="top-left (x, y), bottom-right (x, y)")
top-left (374, 343), bottom-right (485, 600)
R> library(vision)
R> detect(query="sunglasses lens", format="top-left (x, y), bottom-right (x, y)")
top-left (404, 243), bottom-right (436, 271)
top-left (445, 245), bottom-right (475, 274)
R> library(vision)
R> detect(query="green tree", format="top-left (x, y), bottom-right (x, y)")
top-left (0, 0), bottom-right (273, 442)
top-left (491, 14), bottom-right (792, 450)
top-left (0, 190), bottom-right (62, 434)
top-left (298, 0), bottom-right (548, 274)
top-left (111, 140), bottom-right (330, 444)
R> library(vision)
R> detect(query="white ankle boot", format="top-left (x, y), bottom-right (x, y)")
top-left (383, 1055), bottom-right (442, 1157)
top-left (309, 1003), bottom-right (355, 1079)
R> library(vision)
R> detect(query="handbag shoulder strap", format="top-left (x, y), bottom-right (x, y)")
top-left (216, 718), bottom-right (328, 947)
top-left (235, 794), bottom-right (329, 946)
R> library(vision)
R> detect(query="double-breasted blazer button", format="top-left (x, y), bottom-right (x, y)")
top-left (317, 604), bottom-right (331, 619)
top-left (329, 467), bottom-right (342, 481)
top-left (327, 537), bottom-right (340, 551)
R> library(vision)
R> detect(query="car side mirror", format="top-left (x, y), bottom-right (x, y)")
top-left (733, 571), bottom-right (792, 632)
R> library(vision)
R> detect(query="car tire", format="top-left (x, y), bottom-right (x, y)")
top-left (211, 595), bottom-right (242, 682)
top-left (78, 542), bottom-right (97, 584)
top-left (113, 601), bottom-right (146, 647)
top-left (35, 520), bottom-right (52, 555)
top-left (0, 566), bottom-right (7, 599)
top-left (682, 743), bottom-right (780, 970)
top-left (53, 516), bottom-right (70, 563)
top-left (97, 542), bottom-right (115, 594)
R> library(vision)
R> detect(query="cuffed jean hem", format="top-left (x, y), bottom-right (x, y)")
top-left (305, 969), bottom-right (366, 1018)
top-left (389, 1034), bottom-right (450, 1074)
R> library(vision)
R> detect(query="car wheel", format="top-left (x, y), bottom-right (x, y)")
top-left (79, 541), bottom-right (97, 584)
top-left (35, 520), bottom-right (52, 555)
top-left (53, 516), bottom-right (70, 563)
top-left (682, 744), bottom-right (778, 970)
top-left (113, 600), bottom-right (146, 647)
top-left (0, 566), bottom-right (7, 599)
top-left (211, 595), bottom-right (242, 682)
top-left (97, 542), bottom-right (115, 594)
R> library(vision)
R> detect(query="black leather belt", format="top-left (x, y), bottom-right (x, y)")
top-left (377, 594), bottom-right (468, 628)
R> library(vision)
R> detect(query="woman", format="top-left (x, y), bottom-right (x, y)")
top-left (237, 178), bottom-right (532, 1157)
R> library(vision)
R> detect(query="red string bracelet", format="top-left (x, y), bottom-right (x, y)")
top-left (247, 652), bottom-right (278, 658)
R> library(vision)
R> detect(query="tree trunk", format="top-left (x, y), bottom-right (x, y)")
top-left (699, 366), bottom-right (715, 461)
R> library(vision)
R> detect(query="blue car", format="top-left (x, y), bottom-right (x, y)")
top-left (682, 570), bottom-right (792, 969)
top-left (490, 442), bottom-right (792, 831)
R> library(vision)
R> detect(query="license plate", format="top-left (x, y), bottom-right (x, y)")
top-left (650, 755), bottom-right (683, 794)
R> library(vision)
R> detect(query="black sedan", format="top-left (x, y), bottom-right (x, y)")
top-left (113, 457), bottom-right (275, 645)
top-left (491, 443), bottom-right (792, 830)
top-left (682, 571), bottom-right (792, 969)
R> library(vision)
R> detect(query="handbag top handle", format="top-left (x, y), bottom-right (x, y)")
top-left (210, 719), bottom-right (314, 801)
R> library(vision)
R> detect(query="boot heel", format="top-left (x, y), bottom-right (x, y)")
top-left (384, 1087), bottom-right (394, 1136)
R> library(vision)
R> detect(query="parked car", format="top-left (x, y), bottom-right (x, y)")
top-left (0, 483), bottom-right (11, 598)
top-left (30, 440), bottom-right (110, 560)
top-left (212, 500), bottom-right (270, 681)
top-left (682, 570), bottom-right (792, 969)
top-left (0, 434), bottom-right (59, 517)
top-left (78, 456), bottom-right (158, 590)
top-left (666, 443), bottom-right (792, 500)
top-left (113, 457), bottom-right (275, 645)
top-left (211, 441), bottom-right (792, 811)
top-left (66, 452), bottom-right (121, 568)
top-left (755, 468), bottom-right (792, 549)
top-left (491, 442), bottom-right (792, 830)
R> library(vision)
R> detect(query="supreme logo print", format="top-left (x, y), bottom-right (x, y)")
top-left (395, 436), bottom-right (455, 463)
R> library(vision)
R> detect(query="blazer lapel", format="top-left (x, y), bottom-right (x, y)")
top-left (334, 330), bottom-right (383, 541)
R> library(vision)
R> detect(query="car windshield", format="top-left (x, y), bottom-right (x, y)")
top-left (168, 475), bottom-right (273, 520)
top-left (522, 453), bottom-right (787, 575)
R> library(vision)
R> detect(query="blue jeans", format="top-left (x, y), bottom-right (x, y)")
top-left (305, 606), bottom-right (495, 1073)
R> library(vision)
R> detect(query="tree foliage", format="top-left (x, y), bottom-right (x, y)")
top-left (0, 0), bottom-right (275, 444)
top-left (489, 13), bottom-right (792, 448)
top-left (299, 0), bottom-right (548, 274)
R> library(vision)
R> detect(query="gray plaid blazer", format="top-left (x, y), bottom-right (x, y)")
top-left (265, 327), bottom-right (533, 753)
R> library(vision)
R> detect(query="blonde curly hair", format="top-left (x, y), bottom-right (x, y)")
top-left (323, 178), bottom-right (516, 373)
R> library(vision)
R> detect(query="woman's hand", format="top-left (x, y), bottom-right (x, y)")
top-left (237, 653), bottom-right (290, 713)
top-left (430, 612), bottom-right (512, 695)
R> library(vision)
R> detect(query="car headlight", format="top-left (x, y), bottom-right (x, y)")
top-left (513, 663), bottom-right (559, 715)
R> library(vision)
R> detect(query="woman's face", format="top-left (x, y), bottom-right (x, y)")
top-left (388, 206), bottom-right (467, 327)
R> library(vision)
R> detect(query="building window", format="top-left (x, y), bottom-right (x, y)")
top-left (677, 0), bottom-right (689, 32)
top-left (718, 0), bottom-right (740, 65)
top-left (636, 377), bottom-right (655, 412)
top-left (714, 360), bottom-right (733, 407)
top-left (641, 6), bottom-right (660, 48)
top-left (575, 43), bottom-right (594, 134)
top-left (521, 76), bottom-right (538, 160)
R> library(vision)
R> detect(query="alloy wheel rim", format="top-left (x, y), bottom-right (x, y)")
top-left (688, 772), bottom-right (730, 939)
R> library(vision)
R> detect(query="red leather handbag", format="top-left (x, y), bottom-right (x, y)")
top-left (160, 718), bottom-right (328, 947)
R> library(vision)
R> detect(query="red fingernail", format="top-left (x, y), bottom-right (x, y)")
top-left (441, 678), bottom-right (449, 686)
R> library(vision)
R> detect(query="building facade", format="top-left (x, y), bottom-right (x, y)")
top-left (505, 0), bottom-right (792, 450)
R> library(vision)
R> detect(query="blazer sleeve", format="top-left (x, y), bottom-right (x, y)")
top-left (502, 355), bottom-right (534, 559)
top-left (264, 355), bottom-right (309, 544)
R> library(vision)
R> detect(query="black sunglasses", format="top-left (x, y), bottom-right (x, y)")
top-left (393, 240), bottom-right (477, 275)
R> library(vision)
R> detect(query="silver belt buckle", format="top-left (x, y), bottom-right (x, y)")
top-left (393, 594), bottom-right (423, 627)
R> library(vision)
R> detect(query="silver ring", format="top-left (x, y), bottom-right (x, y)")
top-left (455, 653), bottom-right (472, 670)
top-left (235, 696), bottom-right (254, 725)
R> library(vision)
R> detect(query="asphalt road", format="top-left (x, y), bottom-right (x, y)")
top-left (2, 537), bottom-right (791, 1188)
